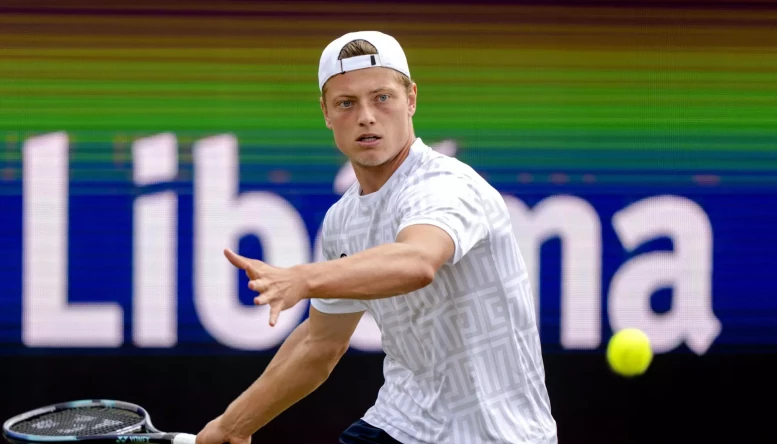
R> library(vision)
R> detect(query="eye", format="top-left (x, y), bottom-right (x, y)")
top-left (338, 100), bottom-right (353, 108)
top-left (377, 94), bottom-right (389, 102)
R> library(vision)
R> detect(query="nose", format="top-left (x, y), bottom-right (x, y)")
top-left (357, 103), bottom-right (376, 126)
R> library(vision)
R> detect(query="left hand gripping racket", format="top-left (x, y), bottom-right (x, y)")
top-left (2, 400), bottom-right (197, 444)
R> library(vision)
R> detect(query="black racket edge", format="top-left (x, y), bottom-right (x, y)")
top-left (2, 400), bottom-right (198, 444)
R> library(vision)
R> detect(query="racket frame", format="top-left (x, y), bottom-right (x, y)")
top-left (2, 399), bottom-right (194, 444)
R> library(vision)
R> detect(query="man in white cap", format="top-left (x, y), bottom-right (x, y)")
top-left (196, 31), bottom-right (557, 444)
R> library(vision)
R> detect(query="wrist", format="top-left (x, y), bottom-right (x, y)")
top-left (292, 262), bottom-right (317, 299)
top-left (220, 403), bottom-right (255, 439)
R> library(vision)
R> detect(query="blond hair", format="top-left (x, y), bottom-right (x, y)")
top-left (321, 39), bottom-right (413, 102)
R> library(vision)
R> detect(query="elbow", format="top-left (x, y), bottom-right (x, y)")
top-left (406, 246), bottom-right (438, 290)
top-left (320, 342), bottom-right (349, 378)
top-left (327, 340), bottom-right (351, 362)
top-left (303, 338), bottom-right (349, 378)
top-left (417, 264), bottom-right (435, 288)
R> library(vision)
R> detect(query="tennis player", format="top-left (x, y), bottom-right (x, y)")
top-left (196, 31), bottom-right (557, 444)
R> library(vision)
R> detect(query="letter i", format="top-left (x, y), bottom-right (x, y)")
top-left (132, 133), bottom-right (178, 347)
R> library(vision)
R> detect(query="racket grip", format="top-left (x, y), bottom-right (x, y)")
top-left (172, 433), bottom-right (197, 444)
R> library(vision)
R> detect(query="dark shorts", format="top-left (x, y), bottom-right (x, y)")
top-left (339, 419), bottom-right (402, 444)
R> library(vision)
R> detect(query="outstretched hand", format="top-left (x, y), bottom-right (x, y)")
top-left (224, 248), bottom-right (309, 326)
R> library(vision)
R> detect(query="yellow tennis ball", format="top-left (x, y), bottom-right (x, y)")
top-left (606, 328), bottom-right (653, 377)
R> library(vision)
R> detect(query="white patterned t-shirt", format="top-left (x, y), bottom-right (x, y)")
top-left (311, 138), bottom-right (557, 444)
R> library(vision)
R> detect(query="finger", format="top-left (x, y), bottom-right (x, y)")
top-left (224, 248), bottom-right (251, 270)
top-left (269, 301), bottom-right (282, 327)
top-left (254, 294), bottom-right (268, 306)
top-left (248, 279), bottom-right (268, 292)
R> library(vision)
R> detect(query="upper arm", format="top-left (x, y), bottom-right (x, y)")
top-left (396, 224), bottom-right (456, 272)
top-left (396, 170), bottom-right (489, 265)
top-left (306, 305), bottom-right (364, 354)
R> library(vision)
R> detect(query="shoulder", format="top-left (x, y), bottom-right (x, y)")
top-left (400, 149), bottom-right (487, 198)
top-left (391, 148), bottom-right (508, 222)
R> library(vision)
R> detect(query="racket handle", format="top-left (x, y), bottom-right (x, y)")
top-left (172, 434), bottom-right (197, 444)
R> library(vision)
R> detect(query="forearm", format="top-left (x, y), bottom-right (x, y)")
top-left (297, 242), bottom-right (436, 300)
top-left (220, 320), bottom-right (342, 436)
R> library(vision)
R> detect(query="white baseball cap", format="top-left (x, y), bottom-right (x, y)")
top-left (318, 31), bottom-right (411, 92)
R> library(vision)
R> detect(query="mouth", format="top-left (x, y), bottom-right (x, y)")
top-left (356, 133), bottom-right (382, 143)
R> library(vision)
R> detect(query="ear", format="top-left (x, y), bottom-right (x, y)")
top-left (407, 83), bottom-right (418, 117)
top-left (320, 96), bottom-right (333, 129)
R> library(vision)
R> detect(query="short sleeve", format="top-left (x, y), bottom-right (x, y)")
top-left (396, 172), bottom-right (489, 265)
top-left (310, 211), bottom-right (368, 314)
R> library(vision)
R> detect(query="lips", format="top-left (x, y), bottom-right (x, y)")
top-left (356, 133), bottom-right (382, 142)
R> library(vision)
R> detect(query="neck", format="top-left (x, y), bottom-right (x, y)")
top-left (354, 135), bottom-right (415, 195)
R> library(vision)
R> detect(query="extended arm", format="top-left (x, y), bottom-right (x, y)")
top-left (299, 224), bottom-right (455, 300)
top-left (230, 173), bottom-right (487, 326)
top-left (196, 307), bottom-right (363, 443)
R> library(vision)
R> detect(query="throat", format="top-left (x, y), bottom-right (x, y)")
top-left (354, 145), bottom-right (412, 195)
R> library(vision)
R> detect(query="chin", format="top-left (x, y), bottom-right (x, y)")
top-left (355, 148), bottom-right (397, 166)
top-left (353, 156), bottom-right (388, 168)
top-left (345, 147), bottom-right (382, 167)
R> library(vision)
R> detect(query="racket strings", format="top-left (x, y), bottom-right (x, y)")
top-left (9, 407), bottom-right (144, 437)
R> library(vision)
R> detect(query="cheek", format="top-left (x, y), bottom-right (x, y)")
top-left (388, 106), bottom-right (409, 127)
top-left (330, 118), bottom-right (356, 147)
top-left (330, 115), bottom-right (350, 134)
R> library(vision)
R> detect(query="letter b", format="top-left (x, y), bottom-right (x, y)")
top-left (194, 134), bottom-right (310, 350)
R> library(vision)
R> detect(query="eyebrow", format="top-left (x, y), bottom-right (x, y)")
top-left (334, 86), bottom-right (394, 100)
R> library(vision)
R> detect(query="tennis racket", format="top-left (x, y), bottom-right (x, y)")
top-left (2, 399), bottom-right (197, 444)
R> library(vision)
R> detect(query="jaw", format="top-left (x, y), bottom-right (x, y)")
top-left (352, 150), bottom-right (390, 168)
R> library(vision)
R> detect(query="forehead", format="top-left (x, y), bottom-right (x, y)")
top-left (325, 67), bottom-right (400, 97)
